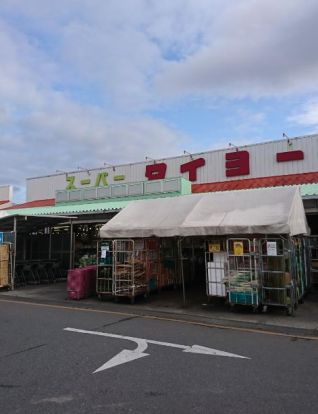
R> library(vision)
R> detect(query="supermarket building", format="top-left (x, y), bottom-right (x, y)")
top-left (0, 133), bottom-right (317, 302)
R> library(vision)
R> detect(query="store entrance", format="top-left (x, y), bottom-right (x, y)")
top-left (181, 239), bottom-right (207, 306)
top-left (127, 237), bottom-right (209, 308)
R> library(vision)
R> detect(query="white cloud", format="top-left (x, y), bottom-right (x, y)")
top-left (0, 20), bottom-right (56, 108)
top-left (228, 108), bottom-right (265, 132)
top-left (288, 100), bottom-right (318, 127)
top-left (59, 21), bottom-right (161, 111)
top-left (0, 93), bottom-right (189, 201)
top-left (155, 0), bottom-right (318, 99)
top-left (19, 106), bottom-right (188, 167)
top-left (0, 3), bottom-right (193, 201)
top-left (3, 0), bottom-right (318, 105)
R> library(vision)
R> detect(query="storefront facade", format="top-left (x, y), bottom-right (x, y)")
top-left (17, 133), bottom-right (318, 237)
top-left (0, 133), bottom-right (317, 303)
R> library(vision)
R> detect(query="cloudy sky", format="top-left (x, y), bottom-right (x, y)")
top-left (1, 0), bottom-right (318, 201)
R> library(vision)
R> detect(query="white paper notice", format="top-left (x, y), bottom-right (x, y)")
top-left (266, 241), bottom-right (277, 256)
top-left (101, 248), bottom-right (107, 259)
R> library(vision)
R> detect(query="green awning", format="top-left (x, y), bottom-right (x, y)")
top-left (2, 192), bottom-right (184, 217)
top-left (3, 199), bottom-right (131, 217)
top-left (301, 183), bottom-right (318, 198)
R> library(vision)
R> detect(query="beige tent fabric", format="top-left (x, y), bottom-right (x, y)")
top-left (100, 186), bottom-right (309, 238)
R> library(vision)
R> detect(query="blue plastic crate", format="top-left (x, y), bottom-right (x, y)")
top-left (229, 291), bottom-right (259, 305)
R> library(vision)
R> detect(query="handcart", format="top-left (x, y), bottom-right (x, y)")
top-left (205, 239), bottom-right (227, 298)
top-left (113, 239), bottom-right (148, 303)
top-left (96, 240), bottom-right (114, 300)
top-left (225, 238), bottom-right (261, 312)
top-left (259, 237), bottom-right (296, 316)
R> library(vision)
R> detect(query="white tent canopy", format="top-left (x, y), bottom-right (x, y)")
top-left (100, 186), bottom-right (309, 239)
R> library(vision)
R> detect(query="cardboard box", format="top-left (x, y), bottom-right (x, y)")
top-left (0, 244), bottom-right (9, 261)
top-left (0, 265), bottom-right (9, 286)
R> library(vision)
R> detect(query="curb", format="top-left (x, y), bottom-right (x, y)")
top-left (1, 293), bottom-right (318, 338)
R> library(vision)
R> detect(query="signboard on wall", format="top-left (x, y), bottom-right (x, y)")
top-left (26, 134), bottom-right (316, 202)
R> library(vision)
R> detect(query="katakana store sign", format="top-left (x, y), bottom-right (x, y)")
top-left (145, 149), bottom-right (304, 182)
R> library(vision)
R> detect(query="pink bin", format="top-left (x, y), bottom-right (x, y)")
top-left (67, 268), bottom-right (90, 300)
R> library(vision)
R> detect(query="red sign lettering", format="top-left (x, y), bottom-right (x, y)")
top-left (225, 151), bottom-right (250, 177)
top-left (143, 147), bottom-right (305, 183)
top-left (145, 163), bottom-right (167, 180)
top-left (180, 158), bottom-right (206, 181)
top-left (276, 150), bottom-right (304, 162)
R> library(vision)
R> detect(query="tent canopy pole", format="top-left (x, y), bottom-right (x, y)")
top-left (69, 219), bottom-right (74, 269)
top-left (48, 227), bottom-right (52, 260)
top-left (178, 237), bottom-right (186, 307)
top-left (12, 216), bottom-right (17, 291)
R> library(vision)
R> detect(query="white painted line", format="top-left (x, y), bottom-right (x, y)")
top-left (64, 327), bottom-right (250, 372)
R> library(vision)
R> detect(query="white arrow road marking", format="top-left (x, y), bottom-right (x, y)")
top-left (93, 338), bottom-right (149, 373)
top-left (64, 327), bottom-right (250, 373)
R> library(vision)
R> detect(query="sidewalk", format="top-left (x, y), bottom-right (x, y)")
top-left (1, 283), bottom-right (318, 337)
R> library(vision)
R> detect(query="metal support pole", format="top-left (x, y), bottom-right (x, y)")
top-left (12, 216), bottom-right (17, 291)
top-left (69, 220), bottom-right (74, 269)
top-left (23, 234), bottom-right (27, 261)
top-left (30, 235), bottom-right (33, 260)
top-left (48, 227), bottom-right (52, 260)
top-left (191, 239), bottom-right (195, 282)
top-left (178, 237), bottom-right (186, 306)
